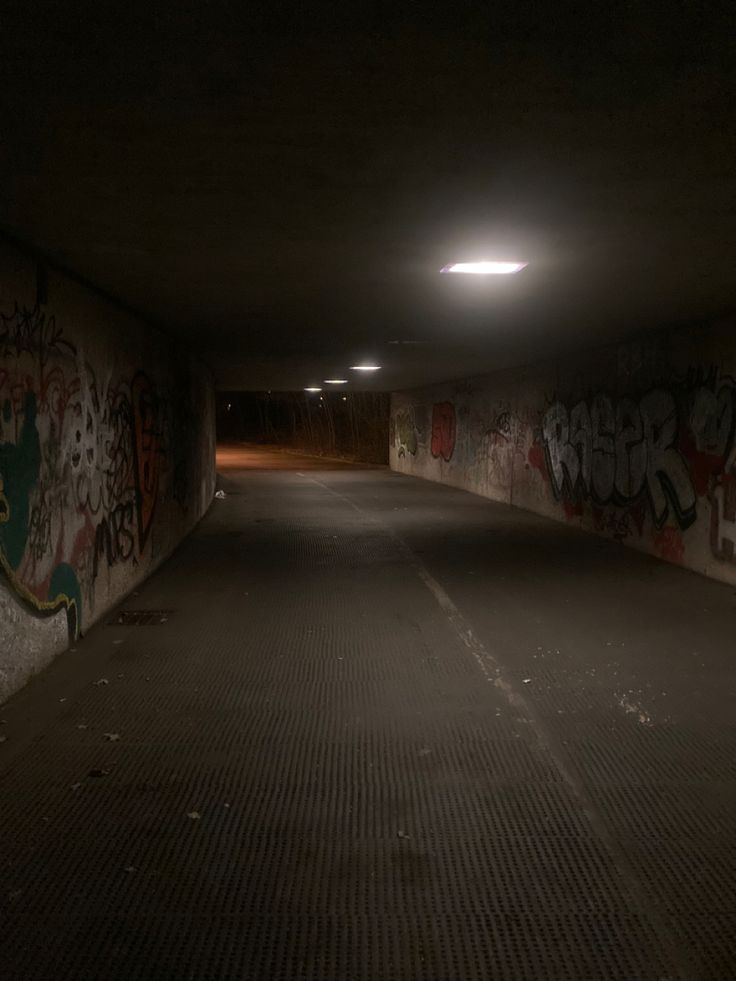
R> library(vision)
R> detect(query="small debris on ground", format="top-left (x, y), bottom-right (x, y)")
top-left (89, 768), bottom-right (110, 778)
top-left (70, 782), bottom-right (82, 791)
top-left (522, 678), bottom-right (532, 684)
top-left (617, 694), bottom-right (653, 726)
top-left (0, 735), bottom-right (7, 744)
top-left (76, 723), bottom-right (88, 730)
top-left (59, 697), bottom-right (67, 703)
top-left (396, 830), bottom-right (411, 840)
top-left (215, 490), bottom-right (226, 499)
top-left (124, 866), bottom-right (137, 874)
top-left (187, 811), bottom-right (202, 820)
top-left (93, 678), bottom-right (109, 686)
top-left (104, 733), bottom-right (121, 742)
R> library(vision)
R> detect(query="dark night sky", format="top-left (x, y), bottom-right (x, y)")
top-left (1, 1), bottom-right (734, 389)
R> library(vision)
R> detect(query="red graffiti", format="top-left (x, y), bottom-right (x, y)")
top-left (627, 498), bottom-right (647, 537)
top-left (131, 373), bottom-right (161, 550)
top-left (431, 402), bottom-right (456, 462)
top-left (592, 506), bottom-right (633, 541)
top-left (562, 498), bottom-right (584, 521)
top-left (677, 429), bottom-right (725, 498)
top-left (527, 442), bottom-right (546, 477)
top-left (652, 526), bottom-right (685, 564)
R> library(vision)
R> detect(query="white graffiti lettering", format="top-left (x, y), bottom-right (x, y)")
top-left (542, 389), bottom-right (696, 528)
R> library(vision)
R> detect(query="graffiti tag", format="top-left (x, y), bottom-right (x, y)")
top-left (542, 390), bottom-right (697, 529)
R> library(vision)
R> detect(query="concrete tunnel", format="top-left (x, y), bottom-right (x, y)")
top-left (0, 5), bottom-right (735, 979)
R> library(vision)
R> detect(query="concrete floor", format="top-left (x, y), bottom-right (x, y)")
top-left (1, 444), bottom-right (735, 980)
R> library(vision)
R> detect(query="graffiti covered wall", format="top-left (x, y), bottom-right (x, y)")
top-left (390, 321), bottom-right (736, 584)
top-left (0, 241), bottom-right (216, 702)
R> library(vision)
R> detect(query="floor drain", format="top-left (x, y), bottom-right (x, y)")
top-left (108, 610), bottom-right (174, 626)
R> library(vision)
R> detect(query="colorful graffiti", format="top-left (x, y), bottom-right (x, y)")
top-left (539, 372), bottom-right (736, 561)
top-left (392, 359), bottom-right (736, 577)
top-left (541, 389), bottom-right (697, 529)
top-left (0, 301), bottom-right (171, 638)
top-left (430, 402), bottom-right (456, 462)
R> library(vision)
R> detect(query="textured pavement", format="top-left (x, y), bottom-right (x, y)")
top-left (1, 444), bottom-right (735, 980)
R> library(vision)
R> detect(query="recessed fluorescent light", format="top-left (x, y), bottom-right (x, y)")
top-left (350, 364), bottom-right (381, 371)
top-left (304, 387), bottom-right (322, 392)
top-left (323, 379), bottom-right (348, 384)
top-left (440, 261), bottom-right (528, 275)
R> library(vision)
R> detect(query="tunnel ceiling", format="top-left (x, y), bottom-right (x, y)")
top-left (1, 3), bottom-right (734, 392)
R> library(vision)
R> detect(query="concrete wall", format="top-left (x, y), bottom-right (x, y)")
top-left (390, 319), bottom-right (736, 585)
top-left (0, 241), bottom-right (216, 703)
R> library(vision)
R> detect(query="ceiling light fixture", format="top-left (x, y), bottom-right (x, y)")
top-left (304, 387), bottom-right (322, 392)
top-left (324, 379), bottom-right (348, 384)
top-left (350, 364), bottom-right (381, 371)
top-left (440, 261), bottom-right (528, 275)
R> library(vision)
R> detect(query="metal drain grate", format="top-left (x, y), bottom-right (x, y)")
top-left (108, 610), bottom-right (174, 626)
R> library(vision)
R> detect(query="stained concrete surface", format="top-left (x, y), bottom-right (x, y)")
top-left (1, 443), bottom-right (735, 979)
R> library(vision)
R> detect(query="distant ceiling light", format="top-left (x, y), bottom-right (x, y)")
top-left (350, 364), bottom-right (381, 371)
top-left (440, 261), bottom-right (528, 275)
top-left (304, 387), bottom-right (322, 392)
top-left (324, 379), bottom-right (348, 384)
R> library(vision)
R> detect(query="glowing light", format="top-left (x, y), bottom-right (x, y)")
top-left (304, 387), bottom-right (322, 392)
top-left (324, 379), bottom-right (348, 385)
top-left (440, 261), bottom-right (527, 275)
top-left (350, 364), bottom-right (381, 371)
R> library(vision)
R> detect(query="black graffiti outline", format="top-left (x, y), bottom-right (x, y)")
top-left (0, 303), bottom-right (76, 369)
top-left (93, 500), bottom-right (136, 579)
top-left (542, 388), bottom-right (697, 530)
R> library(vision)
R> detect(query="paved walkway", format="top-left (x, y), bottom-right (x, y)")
top-left (1, 444), bottom-right (735, 980)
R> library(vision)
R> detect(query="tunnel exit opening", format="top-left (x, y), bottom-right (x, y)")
top-left (216, 391), bottom-right (390, 465)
